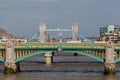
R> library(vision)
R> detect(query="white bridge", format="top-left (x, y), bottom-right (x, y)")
top-left (46, 28), bottom-right (71, 32)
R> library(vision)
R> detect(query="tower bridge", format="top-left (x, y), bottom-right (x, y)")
top-left (38, 23), bottom-right (78, 42)
top-left (30, 23), bottom-right (91, 42)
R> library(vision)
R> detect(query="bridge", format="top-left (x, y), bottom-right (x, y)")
top-left (29, 23), bottom-right (91, 42)
top-left (0, 39), bottom-right (119, 74)
top-left (0, 23), bottom-right (118, 74)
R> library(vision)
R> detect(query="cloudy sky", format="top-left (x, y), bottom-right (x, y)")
top-left (0, 0), bottom-right (120, 38)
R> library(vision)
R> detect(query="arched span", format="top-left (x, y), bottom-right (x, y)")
top-left (63, 51), bottom-right (104, 63)
top-left (14, 51), bottom-right (55, 63)
top-left (0, 58), bottom-right (4, 62)
top-left (14, 50), bottom-right (104, 63)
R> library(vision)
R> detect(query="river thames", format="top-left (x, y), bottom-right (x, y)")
top-left (0, 52), bottom-right (120, 80)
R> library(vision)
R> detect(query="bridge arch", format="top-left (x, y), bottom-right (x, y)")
top-left (63, 51), bottom-right (104, 63)
top-left (14, 50), bottom-right (104, 63)
top-left (14, 51), bottom-right (55, 63)
top-left (0, 58), bottom-right (4, 62)
top-left (114, 58), bottom-right (120, 63)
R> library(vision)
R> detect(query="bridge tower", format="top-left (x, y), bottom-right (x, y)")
top-left (4, 40), bottom-right (20, 74)
top-left (72, 23), bottom-right (78, 41)
top-left (38, 23), bottom-right (46, 42)
top-left (104, 41), bottom-right (115, 74)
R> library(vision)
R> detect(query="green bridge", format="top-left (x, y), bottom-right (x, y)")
top-left (0, 40), bottom-right (120, 74)
top-left (0, 42), bottom-right (120, 63)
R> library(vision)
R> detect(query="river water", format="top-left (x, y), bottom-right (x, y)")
top-left (0, 52), bottom-right (120, 80)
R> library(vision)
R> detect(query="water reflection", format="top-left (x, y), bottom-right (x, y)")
top-left (0, 55), bottom-right (120, 80)
top-left (5, 74), bottom-right (17, 80)
top-left (104, 75), bottom-right (115, 80)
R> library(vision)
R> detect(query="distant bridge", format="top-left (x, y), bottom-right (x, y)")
top-left (29, 23), bottom-right (91, 42)
top-left (46, 28), bottom-right (71, 32)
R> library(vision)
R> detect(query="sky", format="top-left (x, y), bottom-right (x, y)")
top-left (0, 0), bottom-right (120, 38)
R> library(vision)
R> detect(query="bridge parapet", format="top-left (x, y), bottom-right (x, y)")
top-left (15, 42), bottom-right (58, 48)
top-left (114, 44), bottom-right (120, 49)
top-left (0, 42), bottom-right (120, 49)
top-left (0, 42), bottom-right (120, 62)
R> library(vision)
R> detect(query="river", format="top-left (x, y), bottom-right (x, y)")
top-left (0, 52), bottom-right (120, 80)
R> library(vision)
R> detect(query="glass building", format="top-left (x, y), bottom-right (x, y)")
top-left (100, 25), bottom-right (120, 36)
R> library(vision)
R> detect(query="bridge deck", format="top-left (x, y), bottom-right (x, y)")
top-left (0, 42), bottom-right (120, 63)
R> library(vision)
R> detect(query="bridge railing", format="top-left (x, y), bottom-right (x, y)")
top-left (0, 43), bottom-right (6, 48)
top-left (92, 43), bottom-right (105, 48)
top-left (62, 43), bottom-right (91, 48)
top-left (0, 42), bottom-right (120, 49)
top-left (61, 42), bottom-right (106, 49)
top-left (15, 42), bottom-right (59, 48)
top-left (114, 44), bottom-right (120, 49)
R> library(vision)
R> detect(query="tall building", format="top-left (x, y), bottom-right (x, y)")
top-left (100, 25), bottom-right (120, 37)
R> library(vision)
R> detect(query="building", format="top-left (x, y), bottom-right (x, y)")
top-left (99, 25), bottom-right (120, 42)
top-left (100, 25), bottom-right (120, 37)
top-left (99, 31), bottom-right (118, 41)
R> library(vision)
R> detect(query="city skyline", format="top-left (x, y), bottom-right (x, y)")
top-left (0, 0), bottom-right (120, 38)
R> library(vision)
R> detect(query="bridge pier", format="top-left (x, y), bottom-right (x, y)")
top-left (4, 40), bottom-right (20, 74)
top-left (104, 63), bottom-right (115, 75)
top-left (104, 41), bottom-right (115, 75)
top-left (74, 53), bottom-right (78, 56)
top-left (4, 62), bottom-right (20, 74)
top-left (44, 53), bottom-right (53, 64)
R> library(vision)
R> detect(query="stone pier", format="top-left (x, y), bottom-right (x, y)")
top-left (104, 41), bottom-right (115, 75)
top-left (44, 53), bottom-right (53, 64)
top-left (4, 40), bottom-right (20, 74)
top-left (45, 53), bottom-right (53, 64)
top-left (74, 53), bottom-right (78, 56)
